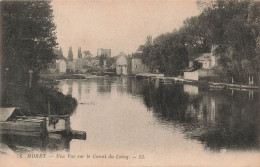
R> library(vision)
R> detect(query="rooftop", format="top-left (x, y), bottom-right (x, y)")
top-left (137, 45), bottom-right (145, 52)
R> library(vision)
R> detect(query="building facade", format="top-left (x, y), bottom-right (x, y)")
top-left (116, 56), bottom-right (128, 75)
top-left (66, 61), bottom-right (75, 72)
top-left (183, 46), bottom-right (218, 80)
top-left (195, 53), bottom-right (216, 69)
top-left (56, 59), bottom-right (67, 73)
top-left (131, 58), bottom-right (149, 75)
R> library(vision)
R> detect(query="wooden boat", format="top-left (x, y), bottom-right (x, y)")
top-left (0, 107), bottom-right (86, 140)
top-left (16, 115), bottom-right (71, 134)
top-left (209, 82), bottom-right (227, 89)
top-left (0, 118), bottom-right (47, 137)
top-left (0, 107), bottom-right (16, 121)
top-left (240, 85), bottom-right (259, 89)
top-left (0, 132), bottom-right (72, 152)
top-left (0, 108), bottom-right (46, 137)
top-left (227, 83), bottom-right (259, 90)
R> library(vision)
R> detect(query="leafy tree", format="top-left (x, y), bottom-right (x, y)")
top-left (1, 1), bottom-right (77, 113)
top-left (141, 0), bottom-right (260, 83)
top-left (68, 46), bottom-right (74, 61)
top-left (78, 46), bottom-right (82, 58)
top-left (106, 57), bottom-right (116, 68)
top-left (202, 0), bottom-right (260, 83)
top-left (83, 50), bottom-right (92, 58)
top-left (142, 32), bottom-right (188, 76)
top-left (2, 0), bottom-right (58, 87)
top-left (54, 47), bottom-right (66, 60)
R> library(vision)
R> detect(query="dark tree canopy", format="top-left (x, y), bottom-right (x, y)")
top-left (68, 46), bottom-right (74, 61)
top-left (78, 47), bottom-right (82, 58)
top-left (140, 0), bottom-right (260, 82)
top-left (1, 0), bottom-right (58, 86)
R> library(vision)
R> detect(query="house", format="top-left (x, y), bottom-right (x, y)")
top-left (131, 58), bottom-right (149, 75)
top-left (116, 56), bottom-right (128, 75)
top-left (56, 59), bottom-right (67, 73)
top-left (194, 53), bottom-right (216, 69)
top-left (182, 47), bottom-right (217, 80)
top-left (66, 61), bottom-right (75, 73)
top-left (136, 45), bottom-right (145, 54)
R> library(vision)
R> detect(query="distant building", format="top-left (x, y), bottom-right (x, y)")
top-left (194, 53), bottom-right (216, 69)
top-left (116, 56), bottom-right (128, 75)
top-left (66, 61), bottom-right (75, 73)
top-left (182, 46), bottom-right (218, 80)
top-left (131, 58), bottom-right (149, 75)
top-left (56, 59), bottom-right (67, 73)
top-left (97, 48), bottom-right (111, 58)
top-left (136, 45), bottom-right (145, 54)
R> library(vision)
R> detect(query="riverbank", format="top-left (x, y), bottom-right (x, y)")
top-left (135, 73), bottom-right (259, 90)
top-left (40, 73), bottom-right (86, 80)
top-left (40, 72), bottom-right (259, 91)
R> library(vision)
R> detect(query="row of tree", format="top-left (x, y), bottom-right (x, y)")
top-left (141, 0), bottom-right (260, 83)
top-left (68, 46), bottom-right (92, 61)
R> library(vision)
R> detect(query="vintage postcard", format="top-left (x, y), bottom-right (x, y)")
top-left (0, 0), bottom-right (260, 166)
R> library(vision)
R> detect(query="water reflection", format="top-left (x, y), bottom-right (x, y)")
top-left (56, 77), bottom-right (259, 152)
top-left (136, 79), bottom-right (260, 151)
top-left (0, 134), bottom-right (71, 153)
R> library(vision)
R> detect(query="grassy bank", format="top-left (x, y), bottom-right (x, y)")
top-left (24, 85), bottom-right (78, 116)
top-left (2, 81), bottom-right (78, 116)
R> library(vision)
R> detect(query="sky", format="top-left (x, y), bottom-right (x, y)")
top-left (51, 0), bottom-right (200, 58)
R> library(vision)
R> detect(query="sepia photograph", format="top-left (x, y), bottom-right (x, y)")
top-left (0, 0), bottom-right (259, 166)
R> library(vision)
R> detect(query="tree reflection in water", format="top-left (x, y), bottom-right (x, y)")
top-left (132, 78), bottom-right (259, 151)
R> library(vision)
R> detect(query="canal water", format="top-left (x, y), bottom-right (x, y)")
top-left (56, 76), bottom-right (259, 166)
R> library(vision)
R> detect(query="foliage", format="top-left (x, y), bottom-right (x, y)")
top-left (53, 47), bottom-right (66, 60)
top-left (2, 0), bottom-right (58, 86)
top-left (83, 50), bottom-right (92, 58)
top-left (142, 32), bottom-right (189, 76)
top-left (140, 0), bottom-right (260, 82)
top-left (192, 0), bottom-right (259, 83)
top-left (106, 57), bottom-right (116, 68)
top-left (1, 1), bottom-right (78, 115)
top-left (78, 47), bottom-right (82, 58)
top-left (68, 46), bottom-right (74, 61)
top-left (24, 85), bottom-right (77, 116)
